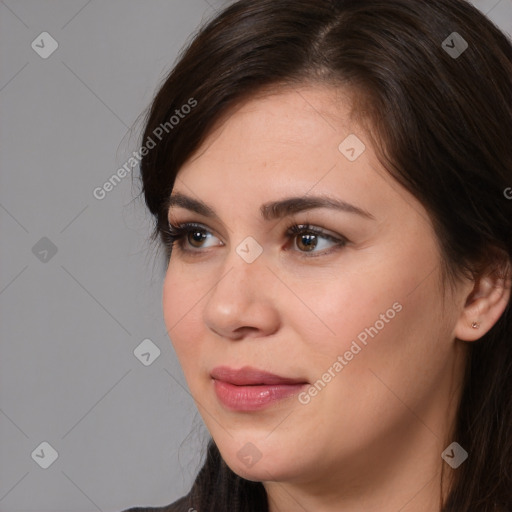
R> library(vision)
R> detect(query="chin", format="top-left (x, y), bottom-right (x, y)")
top-left (219, 442), bottom-right (304, 483)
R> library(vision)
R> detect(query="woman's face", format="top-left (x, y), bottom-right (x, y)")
top-left (162, 86), bottom-right (468, 490)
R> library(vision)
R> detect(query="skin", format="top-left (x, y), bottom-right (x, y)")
top-left (162, 85), bottom-right (510, 512)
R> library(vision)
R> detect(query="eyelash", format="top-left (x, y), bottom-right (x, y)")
top-left (163, 221), bottom-right (348, 258)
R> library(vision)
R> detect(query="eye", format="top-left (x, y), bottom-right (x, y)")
top-left (285, 223), bottom-right (347, 257)
top-left (164, 222), bottom-right (222, 254)
top-left (163, 221), bottom-right (347, 258)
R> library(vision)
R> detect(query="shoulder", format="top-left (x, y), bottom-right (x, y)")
top-left (122, 494), bottom-right (191, 512)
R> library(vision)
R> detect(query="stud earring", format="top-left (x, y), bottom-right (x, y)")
top-left (471, 321), bottom-right (480, 329)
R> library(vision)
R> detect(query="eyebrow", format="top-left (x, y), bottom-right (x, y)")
top-left (166, 192), bottom-right (375, 222)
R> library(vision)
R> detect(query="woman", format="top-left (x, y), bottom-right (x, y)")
top-left (124, 0), bottom-right (512, 510)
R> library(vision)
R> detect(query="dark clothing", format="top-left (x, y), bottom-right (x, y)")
top-left (122, 495), bottom-right (192, 512)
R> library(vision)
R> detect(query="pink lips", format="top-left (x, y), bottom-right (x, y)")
top-left (211, 366), bottom-right (308, 411)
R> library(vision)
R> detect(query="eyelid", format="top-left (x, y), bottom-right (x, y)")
top-left (168, 216), bottom-right (226, 241)
top-left (283, 222), bottom-right (347, 258)
top-left (283, 221), bottom-right (345, 242)
top-left (165, 221), bottom-right (347, 257)
top-left (167, 221), bottom-right (223, 247)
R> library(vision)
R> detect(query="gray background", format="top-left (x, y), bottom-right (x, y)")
top-left (0, 1), bottom-right (510, 511)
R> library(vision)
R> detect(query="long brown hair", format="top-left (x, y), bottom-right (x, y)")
top-left (138, 1), bottom-right (512, 510)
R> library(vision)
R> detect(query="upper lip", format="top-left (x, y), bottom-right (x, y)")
top-left (211, 366), bottom-right (308, 386)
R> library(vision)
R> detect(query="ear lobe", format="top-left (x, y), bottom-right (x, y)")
top-left (454, 274), bottom-right (511, 342)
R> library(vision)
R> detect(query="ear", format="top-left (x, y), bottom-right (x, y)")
top-left (454, 260), bottom-right (511, 342)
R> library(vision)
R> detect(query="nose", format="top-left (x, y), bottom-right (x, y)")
top-left (202, 248), bottom-right (281, 341)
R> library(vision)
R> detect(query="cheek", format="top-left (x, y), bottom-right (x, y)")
top-left (314, 262), bottom-right (449, 417)
top-left (295, 242), bottom-right (446, 382)
top-left (290, 271), bottom-right (449, 456)
top-left (162, 266), bottom-right (204, 371)
top-left (286, 266), bottom-right (404, 364)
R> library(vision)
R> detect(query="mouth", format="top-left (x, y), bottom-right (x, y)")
top-left (210, 366), bottom-right (309, 411)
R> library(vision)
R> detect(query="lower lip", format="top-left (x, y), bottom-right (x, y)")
top-left (213, 380), bottom-right (307, 411)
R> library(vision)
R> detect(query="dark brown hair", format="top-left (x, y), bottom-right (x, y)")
top-left (138, 0), bottom-right (512, 510)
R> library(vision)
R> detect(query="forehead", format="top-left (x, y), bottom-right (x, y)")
top-left (177, 86), bottom-right (362, 183)
top-left (171, 85), bottom-right (430, 233)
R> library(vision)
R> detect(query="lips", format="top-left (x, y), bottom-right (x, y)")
top-left (210, 365), bottom-right (308, 386)
top-left (210, 366), bottom-right (309, 411)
